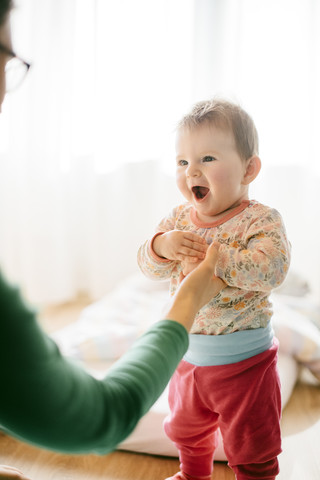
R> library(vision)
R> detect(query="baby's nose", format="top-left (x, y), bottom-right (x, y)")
top-left (186, 163), bottom-right (201, 177)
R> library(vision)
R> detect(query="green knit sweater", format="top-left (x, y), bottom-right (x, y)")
top-left (0, 272), bottom-right (188, 454)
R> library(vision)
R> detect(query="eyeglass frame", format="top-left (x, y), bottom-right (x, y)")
top-left (0, 41), bottom-right (31, 91)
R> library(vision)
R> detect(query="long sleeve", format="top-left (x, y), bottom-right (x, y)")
top-left (137, 207), bottom-right (179, 280)
top-left (215, 208), bottom-right (291, 292)
top-left (0, 272), bottom-right (188, 454)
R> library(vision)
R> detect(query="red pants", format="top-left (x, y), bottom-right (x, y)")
top-left (164, 341), bottom-right (281, 480)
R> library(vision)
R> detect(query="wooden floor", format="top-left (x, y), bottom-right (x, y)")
top-left (1, 298), bottom-right (320, 480)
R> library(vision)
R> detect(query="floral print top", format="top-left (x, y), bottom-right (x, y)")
top-left (138, 200), bottom-right (291, 335)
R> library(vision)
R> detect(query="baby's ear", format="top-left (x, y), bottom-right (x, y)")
top-left (242, 155), bottom-right (261, 185)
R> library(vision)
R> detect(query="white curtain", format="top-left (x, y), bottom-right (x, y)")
top-left (192, 0), bottom-right (320, 298)
top-left (0, 0), bottom-right (319, 304)
top-left (0, 0), bottom-right (193, 303)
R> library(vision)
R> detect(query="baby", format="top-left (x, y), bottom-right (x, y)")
top-left (138, 98), bottom-right (291, 480)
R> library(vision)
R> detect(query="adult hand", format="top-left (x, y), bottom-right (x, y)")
top-left (180, 257), bottom-right (202, 278)
top-left (153, 231), bottom-right (207, 262)
top-left (165, 242), bottom-right (226, 331)
top-left (0, 465), bottom-right (32, 480)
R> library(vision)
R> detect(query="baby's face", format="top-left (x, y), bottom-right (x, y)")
top-left (175, 123), bottom-right (249, 223)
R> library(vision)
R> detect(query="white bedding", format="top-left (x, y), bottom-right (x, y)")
top-left (52, 272), bottom-right (319, 460)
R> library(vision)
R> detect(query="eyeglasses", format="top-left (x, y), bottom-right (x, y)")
top-left (0, 42), bottom-right (31, 92)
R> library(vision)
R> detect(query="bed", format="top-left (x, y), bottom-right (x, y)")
top-left (52, 271), bottom-right (320, 461)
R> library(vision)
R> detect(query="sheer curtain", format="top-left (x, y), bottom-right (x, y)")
top-left (0, 0), bottom-right (193, 303)
top-left (0, 0), bottom-right (319, 304)
top-left (192, 0), bottom-right (320, 298)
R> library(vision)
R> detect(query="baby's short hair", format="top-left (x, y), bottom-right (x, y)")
top-left (177, 98), bottom-right (259, 160)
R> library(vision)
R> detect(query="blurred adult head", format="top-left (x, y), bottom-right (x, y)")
top-left (0, 0), bottom-right (13, 108)
top-left (0, 1), bottom-right (30, 111)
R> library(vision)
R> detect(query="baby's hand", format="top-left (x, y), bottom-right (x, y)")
top-left (153, 230), bottom-right (207, 262)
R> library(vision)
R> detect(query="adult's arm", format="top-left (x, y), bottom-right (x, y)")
top-left (0, 244), bottom-right (224, 454)
top-left (0, 272), bottom-right (188, 454)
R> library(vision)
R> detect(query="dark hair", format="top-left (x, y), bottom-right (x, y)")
top-left (0, 0), bottom-right (12, 27)
top-left (177, 98), bottom-right (259, 161)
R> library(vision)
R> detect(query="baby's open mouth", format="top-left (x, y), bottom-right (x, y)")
top-left (192, 186), bottom-right (209, 200)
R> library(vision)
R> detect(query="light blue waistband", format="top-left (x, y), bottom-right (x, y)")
top-left (184, 323), bottom-right (274, 366)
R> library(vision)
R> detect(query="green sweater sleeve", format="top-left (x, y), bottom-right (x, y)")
top-left (0, 272), bottom-right (188, 454)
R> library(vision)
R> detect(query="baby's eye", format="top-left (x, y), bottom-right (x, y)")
top-left (202, 155), bottom-right (216, 162)
top-left (177, 159), bottom-right (188, 166)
